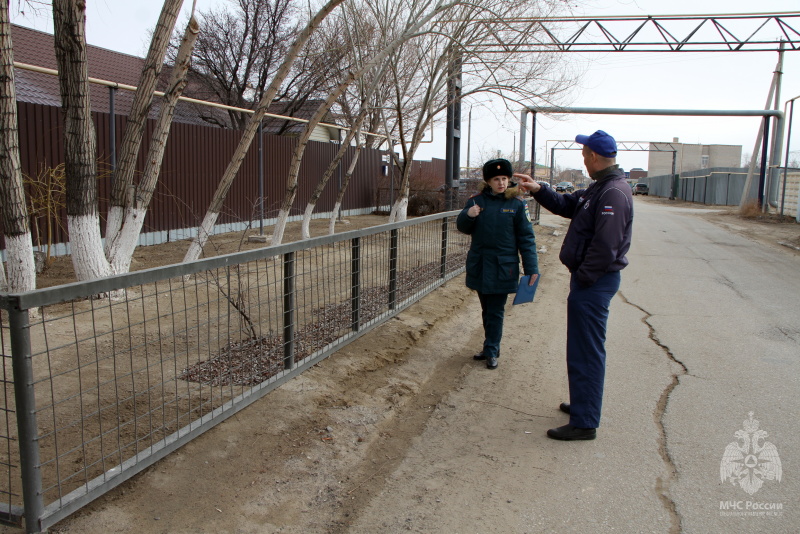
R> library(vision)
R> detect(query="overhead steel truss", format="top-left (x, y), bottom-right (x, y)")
top-left (444, 12), bottom-right (798, 210)
top-left (548, 140), bottom-right (679, 152)
top-left (545, 141), bottom-right (681, 192)
top-left (469, 12), bottom-right (800, 53)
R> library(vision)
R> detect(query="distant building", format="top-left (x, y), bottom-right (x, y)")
top-left (647, 138), bottom-right (741, 177)
top-left (629, 168), bottom-right (647, 182)
top-left (533, 163), bottom-right (550, 180)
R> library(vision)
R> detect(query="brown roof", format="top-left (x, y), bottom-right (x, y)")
top-left (10, 23), bottom-right (227, 128)
top-left (10, 24), bottom-right (339, 133)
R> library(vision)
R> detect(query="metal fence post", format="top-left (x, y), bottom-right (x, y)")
top-left (388, 230), bottom-right (398, 310)
top-left (440, 217), bottom-right (448, 279)
top-left (282, 252), bottom-right (295, 369)
top-left (726, 174), bottom-right (731, 205)
top-left (351, 238), bottom-right (360, 330)
top-left (8, 303), bottom-right (44, 533)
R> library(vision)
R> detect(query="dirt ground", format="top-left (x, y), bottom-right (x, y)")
top-left (11, 200), bottom-right (800, 533)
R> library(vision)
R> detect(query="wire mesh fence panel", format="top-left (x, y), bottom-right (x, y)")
top-left (0, 211), bottom-right (480, 532)
top-left (0, 320), bottom-right (21, 520)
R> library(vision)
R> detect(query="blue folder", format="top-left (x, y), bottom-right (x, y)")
top-left (512, 274), bottom-right (540, 305)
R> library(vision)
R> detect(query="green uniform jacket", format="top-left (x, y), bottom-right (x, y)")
top-left (456, 183), bottom-right (539, 294)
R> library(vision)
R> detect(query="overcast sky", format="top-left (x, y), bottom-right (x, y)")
top-left (10, 0), bottom-right (800, 174)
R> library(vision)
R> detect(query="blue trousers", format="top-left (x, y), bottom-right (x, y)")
top-left (477, 292), bottom-right (508, 359)
top-left (566, 271), bottom-right (620, 429)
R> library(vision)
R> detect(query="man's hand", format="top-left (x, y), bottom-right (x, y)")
top-left (528, 273), bottom-right (539, 286)
top-left (514, 173), bottom-right (541, 194)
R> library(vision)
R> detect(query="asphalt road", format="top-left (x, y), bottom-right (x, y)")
top-left (621, 200), bottom-right (799, 533)
top-left (346, 199), bottom-right (799, 533)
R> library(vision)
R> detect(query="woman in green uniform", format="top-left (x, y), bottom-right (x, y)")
top-left (457, 158), bottom-right (539, 369)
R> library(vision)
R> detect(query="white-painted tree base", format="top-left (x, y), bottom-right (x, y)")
top-left (271, 209), bottom-right (290, 246)
top-left (328, 202), bottom-right (341, 235)
top-left (104, 205), bottom-right (124, 256)
top-left (301, 203), bottom-right (316, 240)
top-left (108, 207), bottom-right (147, 274)
top-left (4, 232), bottom-right (36, 293)
top-left (68, 215), bottom-right (112, 282)
top-left (389, 197), bottom-right (408, 223)
top-left (184, 212), bottom-right (219, 264)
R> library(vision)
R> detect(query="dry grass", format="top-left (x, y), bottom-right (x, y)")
top-left (738, 199), bottom-right (763, 218)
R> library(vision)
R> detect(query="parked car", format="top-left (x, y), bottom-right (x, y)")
top-left (555, 181), bottom-right (574, 192)
top-left (633, 183), bottom-right (649, 196)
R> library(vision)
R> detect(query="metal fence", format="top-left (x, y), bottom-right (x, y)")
top-left (0, 207), bottom-right (533, 533)
top-left (641, 168), bottom-right (760, 205)
top-left (639, 166), bottom-right (800, 213)
top-left (13, 101), bottom-right (385, 256)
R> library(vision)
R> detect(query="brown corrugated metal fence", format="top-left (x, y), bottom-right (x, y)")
top-left (12, 101), bottom-right (387, 251)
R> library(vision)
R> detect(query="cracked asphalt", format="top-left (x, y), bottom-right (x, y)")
top-left (616, 199), bottom-right (799, 533)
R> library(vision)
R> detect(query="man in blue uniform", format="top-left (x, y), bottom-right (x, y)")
top-left (457, 159), bottom-right (539, 370)
top-left (516, 130), bottom-right (633, 441)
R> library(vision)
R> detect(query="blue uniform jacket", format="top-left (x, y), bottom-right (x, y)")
top-left (533, 166), bottom-right (633, 287)
top-left (456, 183), bottom-right (538, 294)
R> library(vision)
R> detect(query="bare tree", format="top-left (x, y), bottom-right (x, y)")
top-left (298, 4), bottom-right (392, 239)
top-left (267, 0), bottom-right (475, 246)
top-left (106, 15), bottom-right (200, 274)
top-left (384, 0), bottom-right (574, 222)
top-left (105, 0), bottom-right (185, 257)
top-left (182, 0), bottom-right (346, 133)
top-left (0, 0), bottom-right (36, 292)
top-left (267, 14), bottom-right (348, 131)
top-left (327, 139), bottom-right (366, 234)
top-left (52, 0), bottom-right (113, 282)
top-left (183, 0), bottom-right (347, 264)
top-left (299, 107), bottom-right (370, 239)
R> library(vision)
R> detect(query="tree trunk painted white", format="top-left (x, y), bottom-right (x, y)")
top-left (183, 211), bottom-right (218, 263)
top-left (326, 145), bottom-right (364, 235)
top-left (0, 3), bottom-right (36, 293)
top-left (53, 0), bottom-right (113, 284)
top-left (68, 214), bottom-right (112, 282)
top-left (389, 196), bottom-right (408, 223)
top-left (271, 209), bottom-right (290, 247)
top-left (301, 203), bottom-right (315, 240)
top-left (4, 233), bottom-right (35, 293)
top-left (327, 201), bottom-right (341, 235)
top-left (108, 16), bottom-right (199, 273)
top-left (104, 205), bottom-right (124, 256)
top-left (108, 207), bottom-right (146, 274)
top-left (105, 0), bottom-right (185, 250)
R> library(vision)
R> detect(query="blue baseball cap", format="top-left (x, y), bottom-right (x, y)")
top-left (575, 130), bottom-right (617, 158)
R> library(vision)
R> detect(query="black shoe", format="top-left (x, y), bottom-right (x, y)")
top-left (559, 403), bottom-right (570, 415)
top-left (473, 352), bottom-right (486, 361)
top-left (546, 424), bottom-right (596, 441)
top-left (486, 356), bottom-right (498, 369)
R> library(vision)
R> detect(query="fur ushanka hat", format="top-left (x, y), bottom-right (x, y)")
top-left (482, 158), bottom-right (513, 181)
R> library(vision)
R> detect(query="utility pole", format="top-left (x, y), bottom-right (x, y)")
top-left (518, 109), bottom-right (527, 171)
top-left (466, 106), bottom-right (472, 176)
top-left (445, 49), bottom-right (462, 211)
